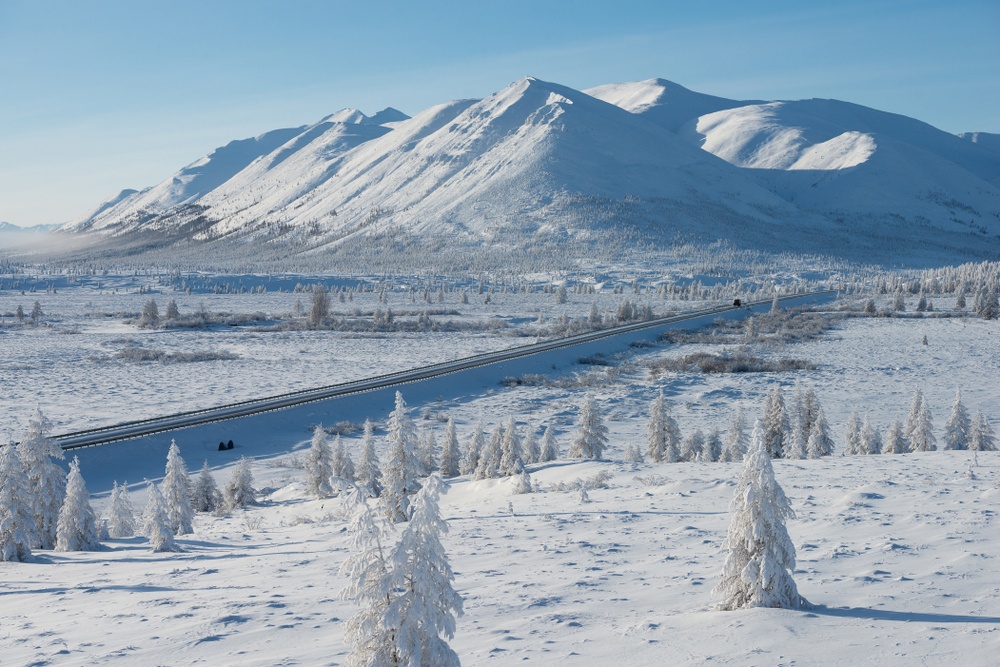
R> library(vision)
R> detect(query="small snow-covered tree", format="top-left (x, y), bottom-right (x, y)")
top-left (883, 420), bottom-right (909, 454)
top-left (223, 457), bottom-right (256, 509)
top-left (333, 435), bottom-right (357, 483)
top-left (805, 413), bottom-right (834, 458)
top-left (383, 392), bottom-right (422, 522)
top-left (715, 421), bottom-right (806, 610)
top-left (164, 298), bottom-right (180, 320)
top-left (969, 411), bottom-right (997, 452)
top-left (785, 425), bottom-right (807, 459)
top-left (143, 481), bottom-right (178, 552)
top-left (106, 481), bottom-right (137, 537)
top-left (513, 469), bottom-right (533, 494)
top-left (623, 440), bottom-right (644, 463)
top-left (681, 430), bottom-right (706, 462)
top-left (439, 418), bottom-right (461, 478)
top-left (473, 424), bottom-right (503, 480)
top-left (539, 425), bottom-right (559, 462)
top-left (844, 411), bottom-right (862, 455)
top-left (305, 425), bottom-right (334, 499)
top-left (17, 406), bottom-right (65, 549)
top-left (55, 457), bottom-right (100, 552)
top-left (162, 440), bottom-right (194, 535)
top-left (647, 390), bottom-right (681, 463)
top-left (499, 416), bottom-right (524, 477)
top-left (760, 386), bottom-right (789, 458)
top-left (309, 283), bottom-right (331, 328)
top-left (944, 390), bottom-right (971, 450)
top-left (0, 443), bottom-right (36, 561)
top-left (910, 398), bottom-right (937, 452)
top-left (522, 422), bottom-right (540, 465)
top-left (705, 430), bottom-right (723, 462)
top-left (418, 428), bottom-right (439, 477)
top-left (357, 419), bottom-right (383, 497)
top-left (721, 407), bottom-right (749, 462)
top-left (386, 474), bottom-right (463, 667)
top-left (459, 422), bottom-right (485, 475)
top-left (568, 394), bottom-right (608, 460)
top-left (904, 389), bottom-right (925, 444)
top-left (859, 417), bottom-right (882, 455)
top-left (191, 462), bottom-right (222, 512)
top-left (139, 298), bottom-right (159, 328)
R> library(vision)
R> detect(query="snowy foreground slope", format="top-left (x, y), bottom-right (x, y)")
top-left (2, 296), bottom-right (999, 666)
top-left (53, 76), bottom-right (1000, 267)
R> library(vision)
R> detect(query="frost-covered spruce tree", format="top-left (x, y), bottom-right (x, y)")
top-left (305, 424), bottom-right (334, 499)
top-left (568, 394), bottom-right (608, 460)
top-left (473, 424), bottom-right (503, 480)
top-left (333, 435), bottom-right (357, 483)
top-left (681, 430), bottom-right (706, 462)
top-left (969, 411), bottom-right (997, 452)
top-left (721, 408), bottom-right (749, 462)
top-left (760, 386), bottom-right (789, 458)
top-left (859, 417), bottom-right (883, 455)
top-left (459, 422), bottom-right (485, 475)
top-left (944, 390), bottom-right (971, 450)
top-left (910, 398), bottom-right (937, 452)
top-left (163, 440), bottom-right (194, 535)
top-left (647, 390), bottom-right (681, 463)
top-left (143, 481), bottom-right (178, 552)
top-left (539, 425), bottom-right (559, 462)
top-left (797, 387), bottom-right (822, 447)
top-left (844, 411), bottom-right (862, 456)
top-left (340, 489), bottom-right (395, 667)
top-left (418, 429), bottom-right (439, 477)
top-left (223, 457), bottom-right (256, 509)
top-left (785, 425), bottom-right (808, 460)
top-left (715, 421), bottom-right (806, 610)
top-left (513, 469), bottom-right (533, 494)
top-left (806, 413), bottom-right (834, 458)
top-left (386, 473), bottom-right (463, 667)
top-left (383, 392), bottom-right (422, 522)
top-left (16, 406), bottom-right (66, 549)
top-left (499, 416), bottom-right (524, 477)
top-left (623, 441), bottom-right (644, 463)
top-left (357, 419), bottom-right (383, 497)
top-left (55, 457), bottom-right (100, 552)
top-left (522, 422), bottom-right (540, 465)
top-left (705, 430), bottom-right (723, 462)
top-left (904, 389), bottom-right (925, 445)
top-left (191, 462), bottom-right (222, 512)
top-left (0, 442), bottom-right (37, 561)
top-left (106, 481), bottom-right (137, 538)
top-left (883, 420), bottom-right (909, 454)
top-left (439, 418), bottom-right (461, 479)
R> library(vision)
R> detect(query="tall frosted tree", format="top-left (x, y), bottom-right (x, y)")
top-left (721, 408), bottom-right (748, 462)
top-left (55, 457), bottom-right (100, 552)
top-left (969, 411), bottom-right (997, 452)
top-left (163, 440), bottom-right (194, 535)
top-left (143, 481), bottom-right (178, 552)
top-left (944, 390), bottom-right (971, 450)
top-left (305, 425), bottom-right (334, 499)
top-left (859, 417), bottom-right (883, 455)
top-left (383, 392), bottom-right (421, 522)
top-left (882, 420), bottom-right (909, 454)
top-left (521, 422), bottom-right (540, 465)
top-left (760, 386), bottom-right (789, 458)
top-left (844, 411), bottom-right (862, 456)
top-left (439, 418), bottom-right (461, 479)
top-left (191, 462), bottom-right (222, 512)
top-left (459, 422), bottom-right (485, 475)
top-left (333, 435), bottom-right (357, 483)
top-left (223, 457), bottom-right (256, 509)
top-left (0, 443), bottom-right (37, 561)
top-left (785, 425), bottom-right (808, 460)
top-left (647, 390), bottom-right (681, 463)
top-left (805, 413), bottom-right (834, 458)
top-left (568, 394), bottom-right (608, 460)
top-left (357, 419), bottom-right (383, 497)
top-left (904, 389), bottom-right (925, 445)
top-left (715, 421), bottom-right (805, 610)
top-left (17, 406), bottom-right (66, 549)
top-left (473, 424), bottom-right (503, 480)
top-left (681, 430), bottom-right (706, 462)
top-left (909, 397), bottom-right (937, 452)
top-left (499, 416), bottom-right (524, 477)
top-left (418, 429), bottom-right (439, 477)
top-left (386, 474), bottom-right (463, 667)
top-left (705, 430), bottom-right (723, 462)
top-left (539, 425), bottom-right (560, 462)
top-left (107, 481), bottom-right (137, 538)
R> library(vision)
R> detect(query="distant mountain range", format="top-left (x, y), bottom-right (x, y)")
top-left (57, 77), bottom-right (1000, 267)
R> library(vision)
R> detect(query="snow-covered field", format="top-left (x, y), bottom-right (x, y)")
top-left (2, 276), bottom-right (999, 666)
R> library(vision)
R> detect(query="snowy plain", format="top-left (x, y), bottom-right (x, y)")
top-left (1, 275), bottom-right (999, 666)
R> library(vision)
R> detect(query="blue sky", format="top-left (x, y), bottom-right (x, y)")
top-left (1, 0), bottom-right (997, 227)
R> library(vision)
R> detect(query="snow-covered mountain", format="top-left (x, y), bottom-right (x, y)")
top-left (60, 77), bottom-right (1000, 266)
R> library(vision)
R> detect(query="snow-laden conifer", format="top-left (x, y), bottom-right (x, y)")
top-left (568, 394), bottom-right (608, 460)
top-left (106, 481), bottom-right (137, 538)
top-left (944, 390), bottom-right (971, 450)
top-left (904, 389), bottom-right (925, 445)
top-left (333, 435), bottom-right (357, 483)
top-left (383, 392), bottom-right (421, 522)
top-left (521, 422), bottom-right (540, 465)
top-left (357, 419), bottom-right (384, 497)
top-left (705, 430), bottom-right (723, 462)
top-left (305, 424), bottom-right (334, 499)
top-left (16, 406), bottom-right (65, 549)
top-left (191, 462), bottom-right (221, 512)
top-left (721, 408), bottom-right (748, 462)
top-left (539, 426), bottom-right (559, 462)
top-left (623, 441), bottom-right (644, 463)
top-left (859, 417), bottom-right (883, 455)
top-left (883, 420), bottom-right (909, 454)
top-left (439, 418), bottom-right (461, 478)
top-left (969, 411), bottom-right (997, 452)
top-left (806, 413), bottom-right (834, 458)
top-left (386, 474), bottom-right (463, 667)
top-left (223, 457), bottom-right (256, 509)
top-left (681, 430), bottom-right (706, 462)
top-left (715, 421), bottom-right (805, 610)
top-left (163, 440), bottom-right (194, 535)
top-left (499, 416), bottom-right (524, 477)
top-left (647, 390), bottom-right (681, 463)
top-left (473, 424), bottom-right (503, 480)
top-left (418, 429), bottom-right (438, 477)
top-left (459, 422), bottom-right (485, 475)
top-left (844, 411), bottom-right (862, 455)
top-left (143, 481), bottom-right (178, 552)
top-left (513, 469), bottom-right (533, 494)
top-left (0, 443), bottom-right (37, 561)
top-left (910, 399), bottom-right (937, 452)
top-left (760, 386), bottom-right (789, 458)
top-left (55, 457), bottom-right (100, 552)
top-left (785, 424), bottom-right (808, 459)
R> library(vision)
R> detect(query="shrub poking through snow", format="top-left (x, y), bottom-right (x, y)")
top-left (715, 421), bottom-right (806, 610)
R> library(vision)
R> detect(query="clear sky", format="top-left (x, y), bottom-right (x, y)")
top-left (1, 0), bottom-right (997, 227)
